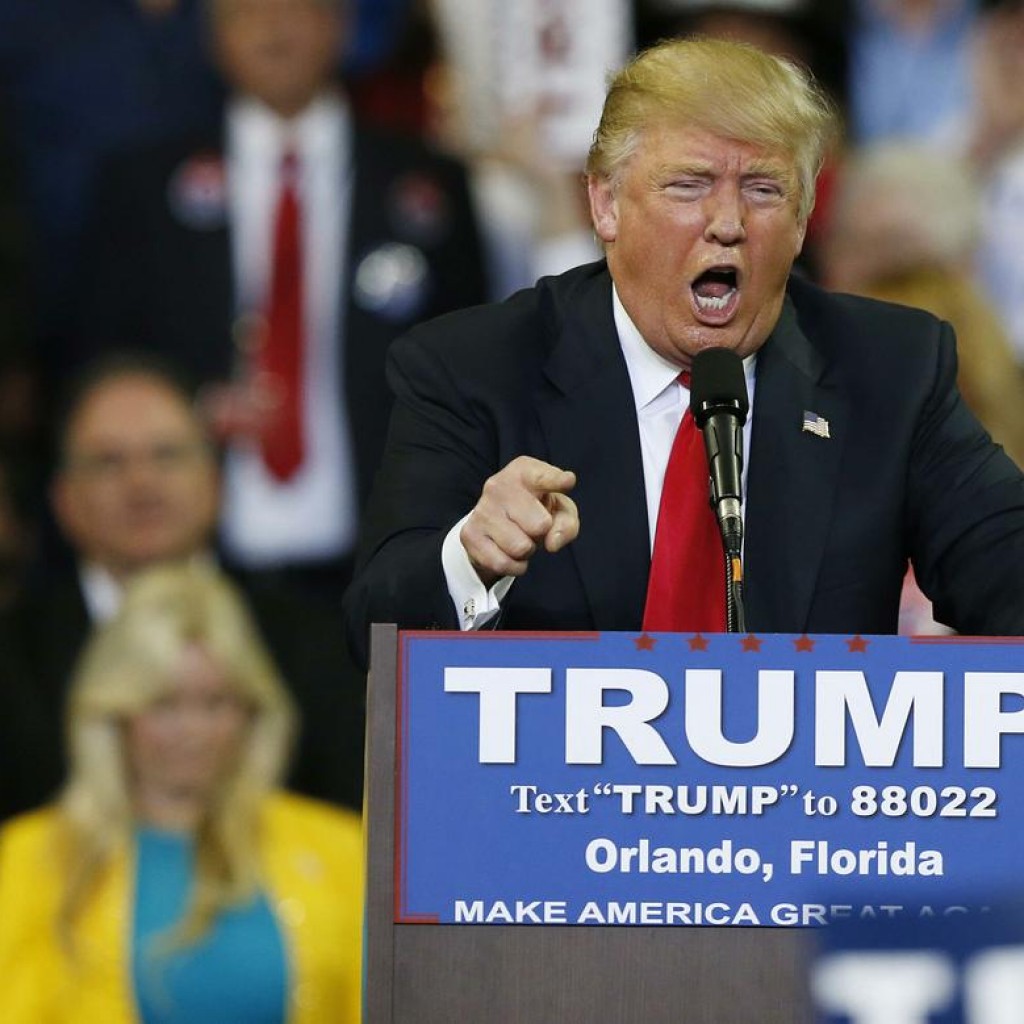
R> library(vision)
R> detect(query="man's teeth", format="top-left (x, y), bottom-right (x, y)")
top-left (695, 288), bottom-right (736, 311)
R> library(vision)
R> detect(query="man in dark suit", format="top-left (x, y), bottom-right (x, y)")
top-left (0, 354), bottom-right (365, 820)
top-left (71, 0), bottom-right (486, 603)
top-left (343, 37), bottom-right (1024, 666)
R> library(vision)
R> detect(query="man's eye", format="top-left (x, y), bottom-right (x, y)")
top-left (79, 453), bottom-right (127, 476)
top-left (666, 180), bottom-right (706, 195)
top-left (152, 444), bottom-right (192, 466)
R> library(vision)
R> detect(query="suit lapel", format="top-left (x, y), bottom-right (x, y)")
top-left (33, 577), bottom-right (92, 704)
top-left (745, 295), bottom-right (849, 631)
top-left (534, 270), bottom-right (650, 630)
top-left (171, 132), bottom-right (235, 381)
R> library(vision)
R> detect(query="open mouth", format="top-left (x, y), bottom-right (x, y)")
top-left (690, 266), bottom-right (739, 322)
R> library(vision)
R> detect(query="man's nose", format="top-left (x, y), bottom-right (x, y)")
top-left (122, 450), bottom-right (169, 488)
top-left (703, 186), bottom-right (746, 245)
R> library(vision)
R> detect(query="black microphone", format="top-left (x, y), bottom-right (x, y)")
top-left (689, 348), bottom-right (749, 556)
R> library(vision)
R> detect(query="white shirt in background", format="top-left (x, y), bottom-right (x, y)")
top-left (220, 92), bottom-right (359, 567)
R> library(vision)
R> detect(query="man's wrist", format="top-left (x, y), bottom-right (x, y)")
top-left (442, 516), bottom-right (513, 629)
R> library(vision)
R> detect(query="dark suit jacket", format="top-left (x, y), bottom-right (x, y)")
top-left (68, 116), bottom-right (487, 514)
top-left (0, 570), bottom-right (365, 821)
top-left (344, 262), bottom-right (1024, 665)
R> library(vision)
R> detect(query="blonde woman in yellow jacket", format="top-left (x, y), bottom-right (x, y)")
top-left (0, 564), bottom-right (363, 1024)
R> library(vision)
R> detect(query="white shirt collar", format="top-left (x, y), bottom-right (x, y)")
top-left (78, 553), bottom-right (218, 624)
top-left (613, 286), bottom-right (682, 412)
top-left (227, 90), bottom-right (351, 169)
top-left (78, 563), bottom-right (125, 624)
top-left (612, 284), bottom-right (758, 410)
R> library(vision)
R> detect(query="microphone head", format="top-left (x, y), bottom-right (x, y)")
top-left (689, 348), bottom-right (750, 427)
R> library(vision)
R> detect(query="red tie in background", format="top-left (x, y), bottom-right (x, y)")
top-left (642, 373), bottom-right (727, 633)
top-left (257, 148), bottom-right (305, 481)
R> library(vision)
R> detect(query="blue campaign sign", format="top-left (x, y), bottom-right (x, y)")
top-left (395, 631), bottom-right (1024, 928)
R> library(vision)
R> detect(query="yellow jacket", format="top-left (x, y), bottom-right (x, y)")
top-left (0, 792), bottom-right (363, 1024)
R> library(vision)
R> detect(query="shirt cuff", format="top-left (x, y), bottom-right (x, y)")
top-left (442, 514), bottom-right (515, 630)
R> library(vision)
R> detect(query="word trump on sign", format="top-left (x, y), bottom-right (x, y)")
top-left (443, 667), bottom-right (1024, 769)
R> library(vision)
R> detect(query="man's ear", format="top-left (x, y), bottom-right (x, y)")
top-left (587, 175), bottom-right (619, 244)
top-left (794, 216), bottom-right (808, 258)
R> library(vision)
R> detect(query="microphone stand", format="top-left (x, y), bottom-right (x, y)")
top-left (702, 436), bottom-right (747, 633)
top-left (723, 534), bottom-right (746, 634)
top-left (712, 482), bottom-right (746, 633)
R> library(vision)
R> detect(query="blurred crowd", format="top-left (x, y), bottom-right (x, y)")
top-left (0, 0), bottom-right (1023, 1019)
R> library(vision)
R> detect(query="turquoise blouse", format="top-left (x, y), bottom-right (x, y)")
top-left (132, 827), bottom-right (288, 1024)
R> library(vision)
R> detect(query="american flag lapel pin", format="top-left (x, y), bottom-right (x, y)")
top-left (802, 410), bottom-right (831, 439)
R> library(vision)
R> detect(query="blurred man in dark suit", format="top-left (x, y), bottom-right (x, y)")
top-left (72, 0), bottom-right (487, 604)
top-left (0, 354), bottom-right (364, 821)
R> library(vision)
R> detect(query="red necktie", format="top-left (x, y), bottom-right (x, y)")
top-left (258, 149), bottom-right (305, 481)
top-left (642, 374), bottom-right (727, 632)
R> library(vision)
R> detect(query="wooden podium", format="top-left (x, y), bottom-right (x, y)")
top-left (362, 625), bottom-right (813, 1023)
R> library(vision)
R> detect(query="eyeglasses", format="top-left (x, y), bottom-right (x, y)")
top-left (63, 441), bottom-right (212, 481)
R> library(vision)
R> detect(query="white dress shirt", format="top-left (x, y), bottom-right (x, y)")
top-left (79, 563), bottom-right (125, 624)
top-left (443, 285), bottom-right (756, 628)
top-left (79, 553), bottom-right (217, 624)
top-left (220, 93), bottom-right (359, 567)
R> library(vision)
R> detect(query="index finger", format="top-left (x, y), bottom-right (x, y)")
top-left (518, 459), bottom-right (577, 497)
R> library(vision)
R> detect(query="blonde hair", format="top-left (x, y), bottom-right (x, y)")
top-left (56, 562), bottom-right (296, 950)
top-left (830, 142), bottom-right (981, 276)
top-left (586, 37), bottom-right (837, 222)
